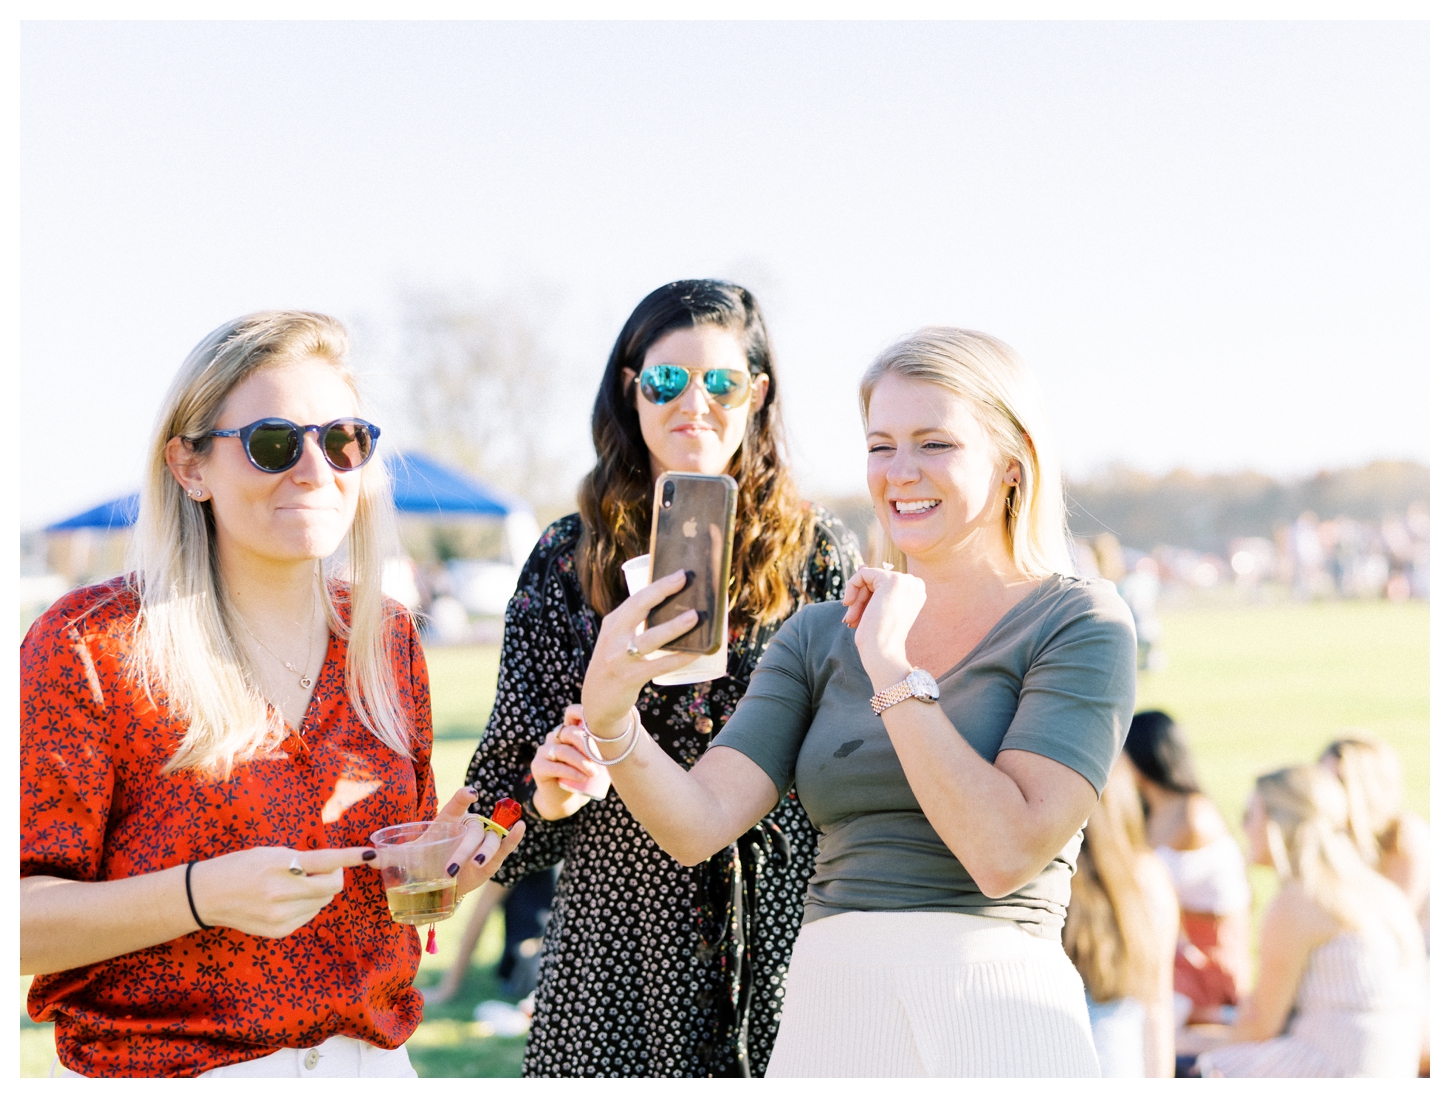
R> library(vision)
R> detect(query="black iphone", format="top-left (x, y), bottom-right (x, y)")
top-left (646, 472), bottom-right (737, 655)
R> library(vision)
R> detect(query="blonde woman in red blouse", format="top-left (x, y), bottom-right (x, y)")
top-left (19, 311), bottom-right (523, 1077)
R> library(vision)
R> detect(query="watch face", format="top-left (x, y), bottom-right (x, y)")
top-left (906, 668), bottom-right (940, 700)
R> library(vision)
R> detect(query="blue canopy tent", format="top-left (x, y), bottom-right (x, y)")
top-left (41, 451), bottom-right (539, 625)
top-left (386, 451), bottom-right (530, 518)
top-left (45, 451), bottom-right (531, 530)
top-left (47, 494), bottom-right (141, 531)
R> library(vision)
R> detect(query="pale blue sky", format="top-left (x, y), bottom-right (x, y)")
top-left (20, 20), bottom-right (1430, 527)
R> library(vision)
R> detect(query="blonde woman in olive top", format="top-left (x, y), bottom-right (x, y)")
top-left (548, 328), bottom-right (1137, 1077)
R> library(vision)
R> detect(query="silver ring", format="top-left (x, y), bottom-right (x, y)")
top-left (288, 854), bottom-right (305, 876)
top-left (625, 641), bottom-right (641, 659)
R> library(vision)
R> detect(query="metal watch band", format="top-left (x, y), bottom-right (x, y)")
top-left (871, 679), bottom-right (917, 715)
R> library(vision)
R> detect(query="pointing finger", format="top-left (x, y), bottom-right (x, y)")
top-left (292, 846), bottom-right (377, 874)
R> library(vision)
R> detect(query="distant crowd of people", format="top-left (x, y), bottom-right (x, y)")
top-left (1067, 712), bottom-right (1429, 1077)
top-left (1071, 502), bottom-right (1430, 613)
top-left (1286, 508), bottom-right (1430, 602)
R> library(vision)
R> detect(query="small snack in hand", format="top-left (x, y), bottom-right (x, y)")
top-left (483, 797), bottom-right (523, 837)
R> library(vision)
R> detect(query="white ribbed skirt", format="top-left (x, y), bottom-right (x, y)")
top-left (766, 910), bottom-right (1101, 1078)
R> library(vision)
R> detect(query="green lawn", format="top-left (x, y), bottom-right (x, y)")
top-left (1134, 597), bottom-right (1430, 940)
top-left (409, 645), bottom-right (525, 1078)
top-left (20, 599), bottom-right (1430, 1077)
top-left (1135, 598), bottom-right (1429, 821)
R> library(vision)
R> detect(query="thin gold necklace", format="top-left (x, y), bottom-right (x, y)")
top-left (236, 594), bottom-right (320, 690)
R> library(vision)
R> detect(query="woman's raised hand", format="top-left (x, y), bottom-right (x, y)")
top-left (530, 704), bottom-right (606, 820)
top-left (579, 568), bottom-right (700, 735)
top-left (189, 845), bottom-right (378, 938)
top-left (841, 565), bottom-right (928, 683)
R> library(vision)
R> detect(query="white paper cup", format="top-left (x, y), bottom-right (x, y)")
top-left (621, 554), bottom-right (728, 686)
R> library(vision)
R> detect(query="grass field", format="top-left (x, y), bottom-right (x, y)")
top-left (20, 598), bottom-right (1429, 1077)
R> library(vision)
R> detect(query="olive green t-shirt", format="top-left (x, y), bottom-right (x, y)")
top-left (712, 575), bottom-right (1137, 938)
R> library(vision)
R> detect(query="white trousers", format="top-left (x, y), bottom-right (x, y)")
top-left (767, 910), bottom-right (1101, 1078)
top-left (51, 1035), bottom-right (417, 1078)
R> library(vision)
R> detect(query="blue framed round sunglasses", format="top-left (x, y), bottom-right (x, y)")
top-left (202, 417), bottom-right (381, 474)
top-left (635, 364), bottom-right (755, 410)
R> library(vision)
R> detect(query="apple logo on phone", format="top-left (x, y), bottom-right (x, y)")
top-left (682, 517), bottom-right (698, 538)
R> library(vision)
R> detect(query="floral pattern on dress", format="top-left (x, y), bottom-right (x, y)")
top-left (464, 508), bottom-right (861, 1077)
top-left (21, 579), bottom-right (437, 1077)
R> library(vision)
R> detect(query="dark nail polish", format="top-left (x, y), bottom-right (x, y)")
top-left (361, 849), bottom-right (376, 862)
top-left (474, 852), bottom-right (488, 865)
top-left (446, 862), bottom-right (460, 878)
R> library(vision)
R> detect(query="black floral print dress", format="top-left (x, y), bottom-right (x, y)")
top-left (464, 508), bottom-right (861, 1077)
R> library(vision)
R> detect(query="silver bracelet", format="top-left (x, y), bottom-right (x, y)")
top-left (581, 713), bottom-right (634, 743)
top-left (582, 708), bottom-right (643, 767)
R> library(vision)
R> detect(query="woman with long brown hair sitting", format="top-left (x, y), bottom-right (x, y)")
top-left (1123, 710), bottom-right (1253, 1029)
top-left (462, 280), bottom-right (861, 1077)
top-left (1064, 757), bottom-right (1180, 1076)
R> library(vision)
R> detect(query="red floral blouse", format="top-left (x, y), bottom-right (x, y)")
top-left (21, 578), bottom-right (438, 1077)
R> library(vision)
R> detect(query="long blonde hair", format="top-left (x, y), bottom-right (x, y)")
top-left (858, 327), bottom-right (1073, 578)
top-left (127, 311), bottom-right (412, 776)
top-left (1065, 758), bottom-right (1164, 1003)
top-left (1255, 765), bottom-right (1421, 962)
top-left (1320, 735), bottom-right (1407, 868)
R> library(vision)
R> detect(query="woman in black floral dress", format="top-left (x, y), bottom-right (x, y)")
top-left (464, 280), bottom-right (861, 1077)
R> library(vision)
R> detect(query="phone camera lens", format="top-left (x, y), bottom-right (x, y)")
top-left (661, 480), bottom-right (675, 509)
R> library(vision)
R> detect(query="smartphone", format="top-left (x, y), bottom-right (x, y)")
top-left (646, 472), bottom-right (737, 655)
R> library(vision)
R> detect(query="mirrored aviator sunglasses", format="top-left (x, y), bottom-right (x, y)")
top-left (637, 364), bottom-right (754, 410)
top-left (203, 417), bottom-right (381, 474)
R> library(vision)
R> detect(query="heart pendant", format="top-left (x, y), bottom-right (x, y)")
top-left (300, 677), bottom-right (313, 689)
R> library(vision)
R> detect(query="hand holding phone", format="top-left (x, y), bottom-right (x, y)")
top-left (646, 473), bottom-right (737, 655)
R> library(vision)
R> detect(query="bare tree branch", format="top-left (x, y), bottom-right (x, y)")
top-left (390, 286), bottom-right (584, 507)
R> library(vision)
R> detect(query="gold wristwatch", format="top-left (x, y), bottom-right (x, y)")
top-left (870, 667), bottom-right (940, 715)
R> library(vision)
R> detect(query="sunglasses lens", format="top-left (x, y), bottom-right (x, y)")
top-left (639, 364), bottom-right (689, 405)
top-left (246, 421), bottom-right (300, 471)
top-left (704, 370), bottom-right (750, 408)
top-left (324, 421), bottom-right (373, 470)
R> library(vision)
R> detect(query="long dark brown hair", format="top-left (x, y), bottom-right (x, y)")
top-left (576, 279), bottom-right (812, 626)
top-left (1124, 709), bottom-right (1203, 795)
top-left (1064, 758), bottom-right (1163, 1003)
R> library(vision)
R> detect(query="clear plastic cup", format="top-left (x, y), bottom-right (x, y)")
top-left (621, 554), bottom-right (728, 686)
top-left (370, 820), bottom-right (469, 926)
